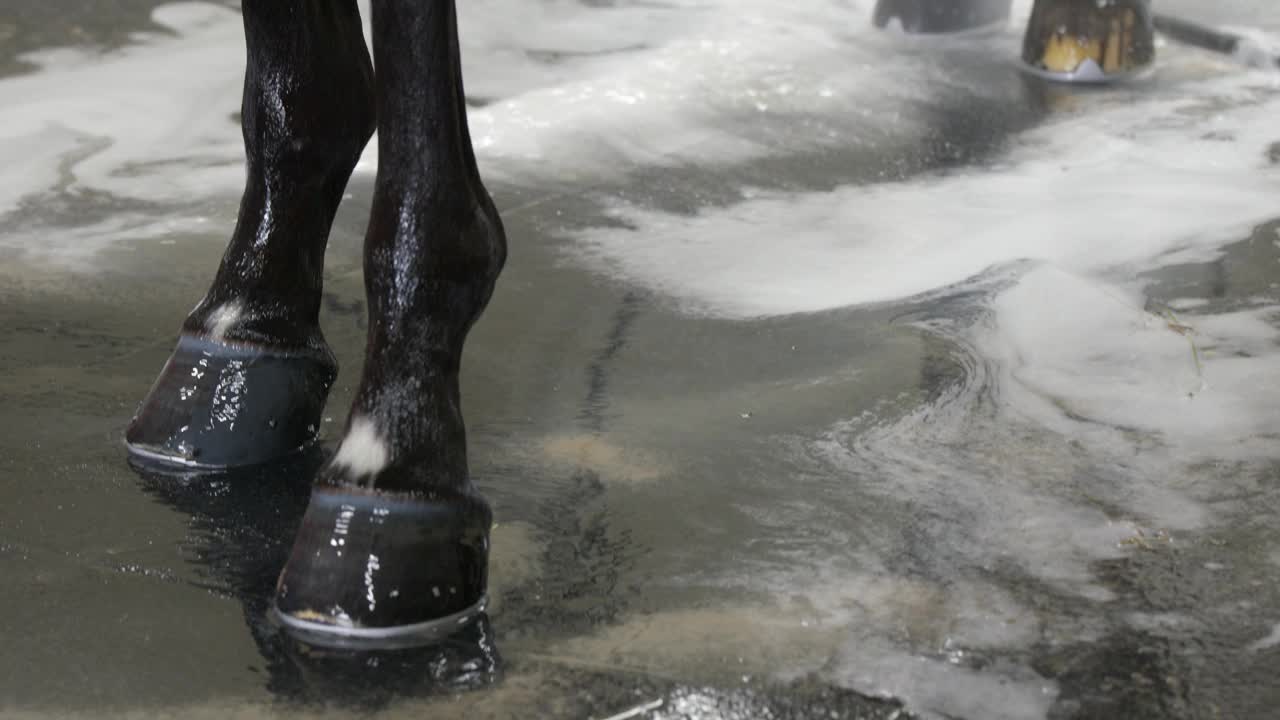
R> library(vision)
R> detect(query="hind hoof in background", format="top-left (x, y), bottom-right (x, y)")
top-left (126, 334), bottom-right (336, 469)
top-left (1021, 0), bottom-right (1154, 83)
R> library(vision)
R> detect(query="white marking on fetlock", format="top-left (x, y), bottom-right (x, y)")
top-left (332, 417), bottom-right (390, 478)
top-left (205, 301), bottom-right (243, 342)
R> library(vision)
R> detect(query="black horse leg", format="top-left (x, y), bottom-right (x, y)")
top-left (272, 0), bottom-right (506, 648)
top-left (127, 1), bottom-right (375, 468)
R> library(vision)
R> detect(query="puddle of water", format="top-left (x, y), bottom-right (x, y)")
top-left (2, 1), bottom-right (1280, 720)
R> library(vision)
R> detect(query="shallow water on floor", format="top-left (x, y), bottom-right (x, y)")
top-left (2, 1), bottom-right (1280, 719)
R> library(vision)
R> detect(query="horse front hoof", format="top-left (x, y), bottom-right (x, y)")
top-left (1020, 0), bottom-right (1155, 84)
top-left (271, 485), bottom-right (492, 651)
top-left (125, 334), bottom-right (336, 469)
top-left (872, 0), bottom-right (1012, 35)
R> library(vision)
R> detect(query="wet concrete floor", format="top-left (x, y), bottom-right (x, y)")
top-left (2, 2), bottom-right (1280, 719)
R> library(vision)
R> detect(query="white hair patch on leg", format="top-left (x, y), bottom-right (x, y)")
top-left (332, 417), bottom-right (390, 478)
top-left (205, 300), bottom-right (243, 342)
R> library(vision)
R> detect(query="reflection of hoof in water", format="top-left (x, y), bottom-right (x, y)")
top-left (130, 454), bottom-right (502, 706)
top-left (1020, 0), bottom-right (1155, 84)
top-left (872, 0), bottom-right (1012, 35)
top-left (126, 333), bottom-right (335, 469)
top-left (274, 486), bottom-right (492, 651)
top-left (275, 612), bottom-right (501, 705)
top-left (128, 449), bottom-right (319, 601)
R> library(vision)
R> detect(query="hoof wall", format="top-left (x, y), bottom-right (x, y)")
top-left (273, 487), bottom-right (492, 651)
top-left (1021, 0), bottom-right (1154, 84)
top-left (126, 334), bottom-right (335, 469)
top-left (873, 0), bottom-right (1011, 35)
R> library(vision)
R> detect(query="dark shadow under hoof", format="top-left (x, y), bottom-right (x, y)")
top-left (873, 0), bottom-right (1012, 35)
top-left (126, 334), bottom-right (336, 469)
top-left (273, 485), bottom-right (492, 651)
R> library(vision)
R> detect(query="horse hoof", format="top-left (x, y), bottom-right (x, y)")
top-left (1020, 0), bottom-right (1155, 84)
top-left (126, 334), bottom-right (336, 469)
top-left (872, 0), bottom-right (1012, 35)
top-left (271, 486), bottom-right (491, 651)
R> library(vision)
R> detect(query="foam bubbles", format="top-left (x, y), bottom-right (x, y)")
top-left (0, 3), bottom-right (243, 214)
top-left (985, 267), bottom-right (1280, 465)
top-left (568, 69), bottom-right (1280, 318)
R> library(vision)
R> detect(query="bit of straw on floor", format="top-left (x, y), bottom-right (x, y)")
top-left (595, 698), bottom-right (664, 720)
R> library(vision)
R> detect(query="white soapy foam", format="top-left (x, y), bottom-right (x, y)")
top-left (569, 69), bottom-right (1280, 318)
top-left (836, 638), bottom-right (1058, 720)
top-left (0, 0), bottom-right (885, 257)
top-left (0, 0), bottom-right (999, 259)
top-left (457, 0), bottom-right (723, 100)
top-left (462, 0), bottom-right (947, 180)
top-left (2, 0), bottom-right (1277, 263)
top-left (1228, 27), bottom-right (1280, 69)
top-left (0, 3), bottom-right (244, 216)
top-left (0, 212), bottom-right (210, 269)
top-left (983, 267), bottom-right (1280, 465)
top-left (794, 265), bottom-right (1279, 718)
top-left (812, 317), bottom-right (1147, 596)
top-left (1248, 623), bottom-right (1280, 651)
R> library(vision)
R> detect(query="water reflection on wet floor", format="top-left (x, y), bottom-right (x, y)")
top-left (0, 187), bottom-right (924, 718)
top-left (3, 1), bottom-right (1280, 719)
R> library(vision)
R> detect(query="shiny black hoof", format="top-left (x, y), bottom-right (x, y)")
top-left (126, 334), bottom-right (336, 469)
top-left (873, 0), bottom-right (1012, 35)
top-left (1021, 0), bottom-right (1154, 83)
top-left (272, 486), bottom-right (492, 651)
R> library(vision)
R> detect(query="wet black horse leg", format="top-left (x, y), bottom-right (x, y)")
top-left (272, 0), bottom-right (506, 648)
top-left (127, 1), bottom-right (375, 468)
